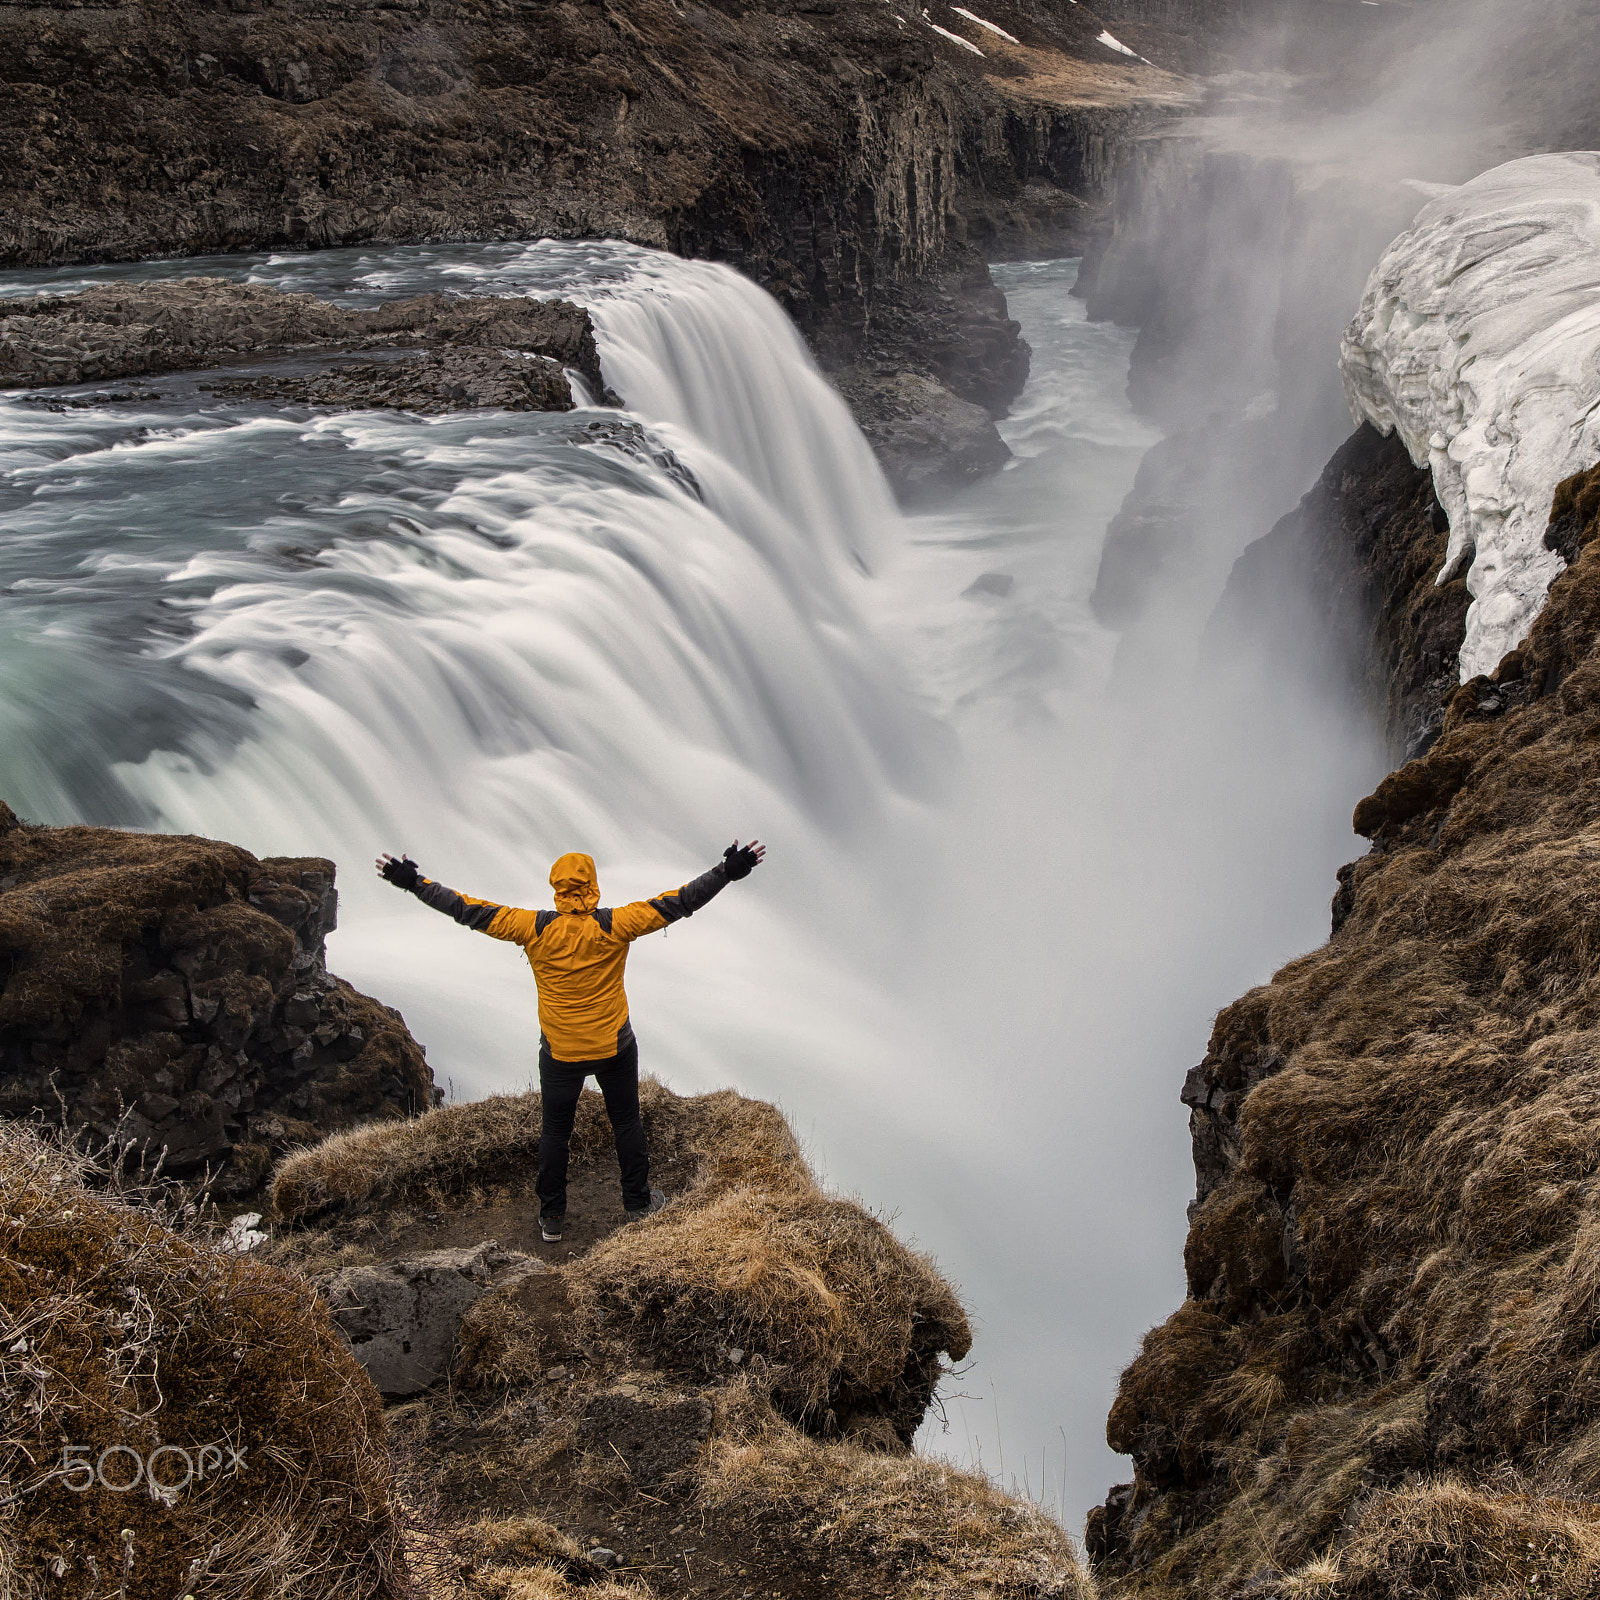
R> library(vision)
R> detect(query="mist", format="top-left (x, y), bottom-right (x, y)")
top-left (889, 0), bottom-right (1600, 1525)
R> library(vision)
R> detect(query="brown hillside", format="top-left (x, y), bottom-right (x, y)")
top-left (1090, 457), bottom-right (1600, 1594)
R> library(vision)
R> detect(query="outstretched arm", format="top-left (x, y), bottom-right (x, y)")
top-left (610, 840), bottom-right (766, 942)
top-left (375, 853), bottom-right (541, 941)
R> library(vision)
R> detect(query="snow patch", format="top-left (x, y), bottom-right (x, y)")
top-left (925, 16), bottom-right (984, 53)
top-left (1340, 151), bottom-right (1600, 680)
top-left (951, 7), bottom-right (1018, 43)
top-left (1096, 28), bottom-right (1139, 58)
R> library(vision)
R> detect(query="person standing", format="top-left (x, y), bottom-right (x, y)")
top-left (375, 842), bottom-right (765, 1241)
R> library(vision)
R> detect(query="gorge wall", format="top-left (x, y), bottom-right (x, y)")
top-left (0, 0), bottom-right (1196, 490)
top-left (1081, 91), bottom-right (1600, 1599)
top-left (1090, 441), bottom-right (1600, 1600)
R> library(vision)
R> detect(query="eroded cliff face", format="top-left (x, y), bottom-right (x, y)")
top-left (1090, 455), bottom-right (1600, 1596)
top-left (1204, 424), bottom-right (1470, 766)
top-left (0, 800), bottom-right (436, 1196)
top-left (0, 0), bottom-right (1194, 490)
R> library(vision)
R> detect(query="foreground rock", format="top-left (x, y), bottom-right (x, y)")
top-left (263, 1075), bottom-right (1095, 1598)
top-left (0, 800), bottom-right (435, 1196)
top-left (1, 277), bottom-right (607, 411)
top-left (0, 1119), bottom-right (400, 1599)
top-left (1090, 458), bottom-right (1600, 1593)
top-left (320, 1242), bottom-right (548, 1398)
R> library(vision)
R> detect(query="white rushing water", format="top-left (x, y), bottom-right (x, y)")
top-left (0, 242), bottom-right (1382, 1528)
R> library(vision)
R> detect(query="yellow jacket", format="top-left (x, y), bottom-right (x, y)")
top-left (409, 851), bottom-right (729, 1062)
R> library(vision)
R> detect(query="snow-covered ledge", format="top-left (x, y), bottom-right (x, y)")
top-left (1340, 151), bottom-right (1600, 681)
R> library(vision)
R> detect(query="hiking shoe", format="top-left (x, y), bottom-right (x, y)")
top-left (624, 1189), bottom-right (668, 1224)
top-left (540, 1214), bottom-right (565, 1243)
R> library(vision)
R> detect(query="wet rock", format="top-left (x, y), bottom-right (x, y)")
top-left (566, 420), bottom-right (702, 501)
top-left (1205, 424), bottom-right (1468, 764)
top-left (836, 367), bottom-right (1010, 502)
top-left (208, 346), bottom-right (574, 414)
top-left (1, 278), bottom-right (604, 405)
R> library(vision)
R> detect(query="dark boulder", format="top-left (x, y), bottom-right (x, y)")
top-left (0, 803), bottom-right (438, 1196)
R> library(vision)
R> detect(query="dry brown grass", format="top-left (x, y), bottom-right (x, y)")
top-left (401, 1512), bottom-right (654, 1600)
top-left (696, 1378), bottom-right (1096, 1599)
top-left (0, 1118), bottom-right (401, 1599)
top-left (275, 1079), bottom-right (971, 1442)
top-left (566, 1090), bottom-right (970, 1440)
top-left (1096, 460), bottom-right (1600, 1593)
top-left (1278, 1480), bottom-right (1600, 1599)
top-left (271, 1079), bottom-right (682, 1223)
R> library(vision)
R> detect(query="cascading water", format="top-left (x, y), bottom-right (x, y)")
top-left (0, 243), bottom-right (1384, 1528)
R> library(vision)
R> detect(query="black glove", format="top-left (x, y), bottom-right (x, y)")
top-left (722, 842), bottom-right (760, 881)
top-left (380, 855), bottom-right (421, 892)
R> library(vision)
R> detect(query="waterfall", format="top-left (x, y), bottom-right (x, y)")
top-left (0, 241), bottom-right (945, 1121)
top-left (0, 241), bottom-right (1386, 1528)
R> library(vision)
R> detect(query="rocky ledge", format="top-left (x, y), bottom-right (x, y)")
top-left (0, 799), bottom-right (435, 1196)
top-left (0, 809), bottom-right (1095, 1599)
top-left (1, 277), bottom-right (609, 413)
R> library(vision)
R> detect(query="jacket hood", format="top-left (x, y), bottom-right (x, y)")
top-left (550, 852), bottom-right (601, 913)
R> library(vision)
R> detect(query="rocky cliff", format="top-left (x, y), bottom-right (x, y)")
top-left (1090, 443), bottom-right (1600, 1597)
top-left (1076, 29), bottom-right (1600, 1586)
top-left (0, 800), bottom-right (435, 1197)
top-left (1203, 423), bottom-right (1467, 766)
top-left (0, 0), bottom-right (1195, 491)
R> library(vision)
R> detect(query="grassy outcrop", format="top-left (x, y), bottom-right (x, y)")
top-left (275, 1078), bottom-right (969, 1445)
top-left (273, 1078), bottom-right (1091, 1598)
top-left (0, 1119), bottom-right (401, 1599)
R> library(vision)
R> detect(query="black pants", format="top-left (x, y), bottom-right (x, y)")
top-left (536, 1035), bottom-right (649, 1219)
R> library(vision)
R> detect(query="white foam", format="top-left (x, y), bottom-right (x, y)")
top-left (1341, 151), bottom-right (1600, 679)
